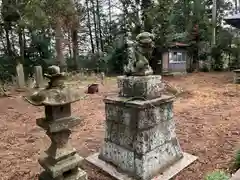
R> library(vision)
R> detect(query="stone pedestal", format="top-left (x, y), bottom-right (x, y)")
top-left (117, 75), bottom-right (164, 99)
top-left (87, 75), bottom-right (197, 180)
top-left (38, 104), bottom-right (87, 180)
top-left (233, 69), bottom-right (240, 84)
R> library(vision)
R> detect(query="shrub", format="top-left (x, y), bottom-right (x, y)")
top-left (205, 171), bottom-right (230, 180)
top-left (233, 149), bottom-right (240, 170)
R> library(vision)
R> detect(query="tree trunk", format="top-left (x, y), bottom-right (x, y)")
top-left (91, 0), bottom-right (100, 53)
top-left (108, 0), bottom-right (112, 43)
top-left (212, 0), bottom-right (217, 46)
top-left (211, 0), bottom-right (217, 70)
top-left (72, 28), bottom-right (78, 70)
top-left (86, 0), bottom-right (95, 53)
top-left (121, 0), bottom-right (130, 35)
top-left (132, 0), bottom-right (142, 34)
top-left (68, 29), bottom-right (72, 59)
top-left (238, 0), bottom-right (240, 12)
top-left (55, 18), bottom-right (66, 72)
top-left (192, 0), bottom-right (201, 71)
top-left (10, 29), bottom-right (17, 58)
top-left (4, 22), bottom-right (12, 57)
top-left (18, 27), bottom-right (24, 64)
top-left (183, 0), bottom-right (190, 31)
top-left (234, 0), bottom-right (238, 13)
top-left (141, 0), bottom-right (152, 31)
top-left (96, 0), bottom-right (104, 52)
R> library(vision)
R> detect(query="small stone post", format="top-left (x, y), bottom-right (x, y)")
top-left (24, 65), bottom-right (87, 180)
top-left (233, 69), bottom-right (240, 84)
top-left (16, 63), bottom-right (25, 89)
top-left (100, 72), bottom-right (105, 85)
top-left (34, 66), bottom-right (44, 88)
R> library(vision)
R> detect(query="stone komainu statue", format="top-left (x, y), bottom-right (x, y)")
top-left (124, 32), bottom-right (155, 76)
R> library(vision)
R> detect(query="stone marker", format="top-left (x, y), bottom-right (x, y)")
top-left (233, 69), bottom-right (240, 84)
top-left (16, 63), bottom-right (25, 89)
top-left (24, 65), bottom-right (87, 180)
top-left (100, 72), bottom-right (105, 85)
top-left (86, 32), bottom-right (197, 180)
top-left (34, 66), bottom-right (44, 88)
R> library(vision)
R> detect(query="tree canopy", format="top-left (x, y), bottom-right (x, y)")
top-left (0, 0), bottom-right (238, 80)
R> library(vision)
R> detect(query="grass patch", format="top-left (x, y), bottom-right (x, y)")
top-left (204, 171), bottom-right (230, 180)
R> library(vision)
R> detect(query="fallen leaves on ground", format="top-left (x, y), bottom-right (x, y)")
top-left (0, 72), bottom-right (240, 180)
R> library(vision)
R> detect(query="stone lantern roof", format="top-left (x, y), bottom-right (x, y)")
top-left (25, 65), bottom-right (82, 106)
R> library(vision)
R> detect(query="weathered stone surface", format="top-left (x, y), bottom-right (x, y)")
top-left (105, 121), bottom-right (135, 149)
top-left (25, 80), bottom-right (83, 106)
top-left (105, 104), bottom-right (136, 127)
top-left (105, 119), bottom-right (176, 154)
top-left (45, 147), bottom-right (76, 162)
top-left (97, 73), bottom-right (188, 180)
top-left (37, 116), bottom-right (81, 133)
top-left (44, 104), bottom-right (71, 120)
top-left (233, 69), bottom-right (240, 84)
top-left (43, 130), bottom-right (77, 161)
top-left (99, 141), bottom-right (135, 174)
top-left (87, 152), bottom-right (197, 180)
top-left (16, 63), bottom-right (25, 88)
top-left (134, 141), bottom-right (183, 180)
top-left (39, 167), bottom-right (87, 180)
top-left (104, 95), bottom-right (174, 109)
top-left (117, 75), bottom-right (164, 100)
top-left (100, 92), bottom-right (184, 179)
top-left (99, 141), bottom-right (183, 180)
top-left (123, 32), bottom-right (154, 76)
top-left (25, 66), bottom-right (88, 180)
top-left (39, 153), bottom-right (83, 178)
top-left (137, 102), bottom-right (173, 129)
top-left (34, 66), bottom-right (44, 88)
top-left (134, 120), bottom-right (176, 154)
top-left (105, 96), bottom-right (173, 129)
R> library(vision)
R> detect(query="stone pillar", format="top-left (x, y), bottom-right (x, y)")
top-left (34, 66), bottom-right (44, 88)
top-left (37, 104), bottom-right (87, 180)
top-left (16, 63), bottom-right (25, 89)
top-left (24, 65), bottom-right (87, 180)
top-left (233, 69), bottom-right (240, 84)
top-left (100, 72), bottom-right (105, 85)
top-left (87, 75), bottom-right (197, 180)
top-left (100, 75), bottom-right (183, 180)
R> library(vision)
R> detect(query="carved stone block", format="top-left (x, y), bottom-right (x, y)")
top-left (104, 95), bottom-right (174, 129)
top-left (100, 94), bottom-right (183, 179)
top-left (45, 104), bottom-right (72, 121)
top-left (117, 75), bottom-right (164, 100)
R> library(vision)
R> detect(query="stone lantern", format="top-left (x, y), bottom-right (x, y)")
top-left (25, 65), bottom-right (87, 180)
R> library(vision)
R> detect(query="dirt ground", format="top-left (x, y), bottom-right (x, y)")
top-left (1, 72), bottom-right (240, 180)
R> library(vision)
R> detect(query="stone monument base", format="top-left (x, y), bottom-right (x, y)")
top-left (39, 168), bottom-right (87, 180)
top-left (88, 75), bottom-right (197, 180)
top-left (86, 152), bottom-right (197, 180)
top-left (38, 153), bottom-right (87, 180)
